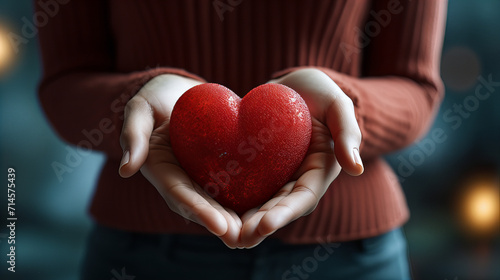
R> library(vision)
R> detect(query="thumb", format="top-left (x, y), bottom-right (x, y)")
top-left (326, 95), bottom-right (364, 176)
top-left (119, 96), bottom-right (154, 178)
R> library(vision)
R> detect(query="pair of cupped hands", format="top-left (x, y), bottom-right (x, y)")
top-left (118, 68), bottom-right (363, 248)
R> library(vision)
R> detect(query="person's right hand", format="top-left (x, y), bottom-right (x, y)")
top-left (118, 74), bottom-right (242, 248)
top-left (238, 68), bottom-right (364, 248)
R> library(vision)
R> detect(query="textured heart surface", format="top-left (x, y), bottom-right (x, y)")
top-left (170, 83), bottom-right (312, 214)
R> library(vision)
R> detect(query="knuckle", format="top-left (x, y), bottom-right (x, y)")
top-left (294, 185), bottom-right (320, 204)
top-left (304, 203), bottom-right (319, 216)
top-left (341, 127), bottom-right (362, 145)
top-left (355, 126), bottom-right (362, 139)
top-left (350, 126), bottom-right (362, 140)
top-left (119, 128), bottom-right (133, 142)
top-left (342, 95), bottom-right (354, 108)
top-left (124, 97), bottom-right (144, 114)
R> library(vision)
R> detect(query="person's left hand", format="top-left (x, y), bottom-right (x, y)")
top-left (238, 68), bottom-right (364, 248)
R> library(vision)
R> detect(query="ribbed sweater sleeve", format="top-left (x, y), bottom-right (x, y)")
top-left (36, 0), bottom-right (204, 160)
top-left (273, 0), bottom-right (447, 159)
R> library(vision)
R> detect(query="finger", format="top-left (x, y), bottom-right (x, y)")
top-left (191, 184), bottom-right (242, 248)
top-left (240, 183), bottom-right (293, 225)
top-left (325, 94), bottom-right (364, 176)
top-left (239, 182), bottom-right (295, 248)
top-left (244, 128), bottom-right (339, 240)
top-left (218, 209), bottom-right (242, 248)
top-left (239, 211), bottom-right (267, 248)
top-left (119, 96), bottom-right (155, 178)
top-left (240, 207), bottom-right (260, 224)
top-left (226, 207), bottom-right (243, 229)
top-left (258, 161), bottom-right (341, 236)
top-left (141, 159), bottom-right (229, 237)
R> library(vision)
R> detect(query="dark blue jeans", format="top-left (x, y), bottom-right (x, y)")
top-left (81, 224), bottom-right (411, 280)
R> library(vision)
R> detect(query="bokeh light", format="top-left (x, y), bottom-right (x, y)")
top-left (441, 46), bottom-right (481, 92)
top-left (459, 174), bottom-right (500, 236)
top-left (0, 24), bottom-right (15, 75)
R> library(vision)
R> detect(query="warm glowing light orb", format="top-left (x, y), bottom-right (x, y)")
top-left (0, 25), bottom-right (14, 74)
top-left (463, 181), bottom-right (500, 232)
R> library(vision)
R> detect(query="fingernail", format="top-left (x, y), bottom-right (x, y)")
top-left (119, 150), bottom-right (130, 170)
top-left (353, 148), bottom-right (364, 172)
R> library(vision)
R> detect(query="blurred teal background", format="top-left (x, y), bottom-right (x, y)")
top-left (0, 1), bottom-right (499, 280)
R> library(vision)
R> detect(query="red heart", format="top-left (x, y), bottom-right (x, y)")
top-left (170, 83), bottom-right (312, 214)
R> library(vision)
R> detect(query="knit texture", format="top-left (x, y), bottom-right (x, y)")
top-left (37, 0), bottom-right (447, 243)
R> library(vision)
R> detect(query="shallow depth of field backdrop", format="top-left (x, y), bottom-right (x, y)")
top-left (0, 1), bottom-right (499, 280)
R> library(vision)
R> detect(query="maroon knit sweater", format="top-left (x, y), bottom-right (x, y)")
top-left (37, 0), bottom-right (447, 243)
